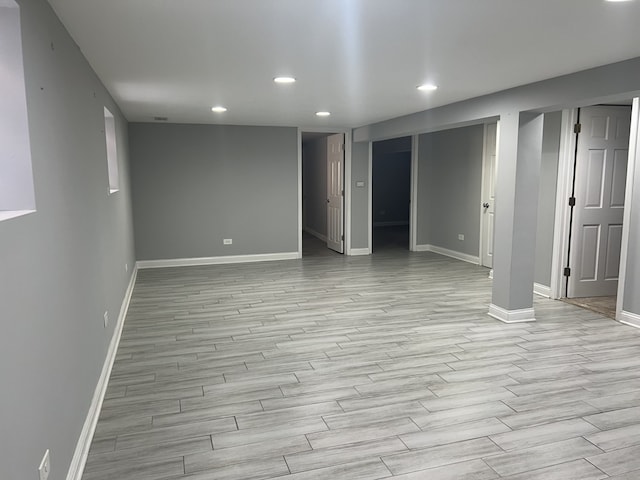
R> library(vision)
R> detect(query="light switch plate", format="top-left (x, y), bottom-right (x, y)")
top-left (223, 239), bottom-right (233, 245)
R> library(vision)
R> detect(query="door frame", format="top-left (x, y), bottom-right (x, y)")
top-left (550, 100), bottom-right (639, 322)
top-left (297, 127), bottom-right (352, 257)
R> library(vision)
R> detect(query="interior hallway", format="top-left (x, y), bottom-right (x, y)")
top-left (84, 251), bottom-right (640, 479)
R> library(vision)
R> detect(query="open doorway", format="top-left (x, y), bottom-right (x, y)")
top-left (301, 131), bottom-right (344, 257)
top-left (371, 137), bottom-right (412, 252)
top-left (561, 104), bottom-right (632, 318)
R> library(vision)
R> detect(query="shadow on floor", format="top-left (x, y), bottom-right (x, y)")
top-left (562, 295), bottom-right (616, 319)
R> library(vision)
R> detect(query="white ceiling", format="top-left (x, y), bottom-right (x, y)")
top-left (47, 0), bottom-right (640, 128)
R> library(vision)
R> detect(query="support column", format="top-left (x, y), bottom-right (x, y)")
top-left (489, 112), bottom-right (544, 323)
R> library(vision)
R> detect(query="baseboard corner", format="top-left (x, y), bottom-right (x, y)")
top-left (488, 303), bottom-right (536, 323)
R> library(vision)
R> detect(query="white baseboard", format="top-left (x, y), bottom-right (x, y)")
top-left (373, 221), bottom-right (409, 227)
top-left (488, 304), bottom-right (536, 323)
top-left (349, 247), bottom-right (371, 256)
top-left (488, 269), bottom-right (493, 279)
top-left (619, 310), bottom-right (640, 329)
top-left (66, 266), bottom-right (138, 480)
top-left (137, 252), bottom-right (299, 269)
top-left (415, 244), bottom-right (480, 265)
top-left (303, 227), bottom-right (327, 243)
top-left (534, 283), bottom-right (552, 298)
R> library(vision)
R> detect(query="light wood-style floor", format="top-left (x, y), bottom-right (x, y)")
top-left (83, 237), bottom-right (640, 479)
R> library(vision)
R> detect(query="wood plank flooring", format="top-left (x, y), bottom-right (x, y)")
top-left (83, 242), bottom-right (640, 479)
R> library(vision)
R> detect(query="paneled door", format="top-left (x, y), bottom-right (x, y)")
top-left (327, 133), bottom-right (344, 253)
top-left (481, 122), bottom-right (498, 268)
top-left (568, 106), bottom-right (631, 297)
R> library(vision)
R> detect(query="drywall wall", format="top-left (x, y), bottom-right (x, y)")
top-left (0, 1), bottom-right (136, 478)
top-left (534, 111), bottom-right (562, 287)
top-left (302, 136), bottom-right (328, 239)
top-left (350, 141), bottom-right (370, 250)
top-left (417, 125), bottom-right (484, 255)
top-left (129, 123), bottom-right (298, 260)
top-left (372, 151), bottom-right (411, 226)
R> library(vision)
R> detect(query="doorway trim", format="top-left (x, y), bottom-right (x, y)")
top-left (409, 135), bottom-right (419, 251)
top-left (550, 109), bottom-right (579, 300)
top-left (297, 127), bottom-right (352, 257)
top-left (618, 97), bottom-right (640, 325)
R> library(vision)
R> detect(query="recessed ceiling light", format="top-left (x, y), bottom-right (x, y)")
top-left (211, 106), bottom-right (227, 113)
top-left (417, 83), bottom-right (438, 92)
top-left (605, 0), bottom-right (633, 2)
top-left (316, 111), bottom-right (331, 117)
top-left (274, 76), bottom-right (296, 84)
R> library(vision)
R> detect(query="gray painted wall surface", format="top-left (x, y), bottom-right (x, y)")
top-left (302, 137), bottom-right (327, 237)
top-left (417, 125), bottom-right (484, 255)
top-left (350, 141), bottom-right (370, 249)
top-left (129, 123), bottom-right (298, 260)
top-left (372, 152), bottom-right (411, 225)
top-left (0, 1), bottom-right (136, 478)
top-left (534, 112), bottom-right (562, 287)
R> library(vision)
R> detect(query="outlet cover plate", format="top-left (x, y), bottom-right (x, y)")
top-left (103, 311), bottom-right (109, 328)
top-left (223, 239), bottom-right (233, 245)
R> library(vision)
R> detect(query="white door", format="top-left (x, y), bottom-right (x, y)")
top-left (327, 133), bottom-right (344, 253)
top-left (481, 122), bottom-right (498, 268)
top-left (568, 106), bottom-right (631, 297)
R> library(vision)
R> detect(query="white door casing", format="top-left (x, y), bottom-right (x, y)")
top-left (568, 105), bottom-right (631, 298)
top-left (327, 133), bottom-right (345, 253)
top-left (481, 122), bottom-right (499, 268)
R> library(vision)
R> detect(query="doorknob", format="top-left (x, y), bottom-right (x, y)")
top-left (483, 203), bottom-right (490, 208)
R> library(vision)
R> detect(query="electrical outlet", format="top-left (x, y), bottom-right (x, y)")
top-left (38, 449), bottom-right (50, 480)
top-left (458, 234), bottom-right (465, 241)
top-left (125, 263), bottom-right (128, 272)
top-left (103, 311), bottom-right (109, 328)
top-left (223, 239), bottom-right (233, 245)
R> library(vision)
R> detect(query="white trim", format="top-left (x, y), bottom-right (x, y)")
top-left (137, 252), bottom-right (299, 269)
top-left (550, 109), bottom-right (579, 299)
top-left (350, 247), bottom-right (371, 256)
top-left (297, 128), bottom-right (303, 259)
top-left (415, 244), bottom-right (480, 265)
top-left (410, 135), bottom-right (419, 252)
top-left (0, 209), bottom-right (36, 222)
top-left (373, 221), bottom-right (409, 227)
top-left (488, 304), bottom-right (536, 323)
top-left (533, 283), bottom-right (552, 298)
top-left (488, 269), bottom-right (494, 279)
top-left (66, 267), bottom-right (138, 480)
top-left (367, 141), bottom-right (373, 254)
top-left (344, 130), bottom-right (353, 255)
top-left (619, 310), bottom-right (640, 329)
top-left (616, 97), bottom-right (639, 319)
top-left (303, 227), bottom-right (327, 243)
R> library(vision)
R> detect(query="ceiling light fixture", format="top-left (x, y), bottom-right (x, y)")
top-left (274, 76), bottom-right (296, 84)
top-left (417, 83), bottom-right (438, 91)
top-left (211, 106), bottom-right (227, 113)
top-left (316, 111), bottom-right (331, 117)
top-left (605, 0), bottom-right (633, 2)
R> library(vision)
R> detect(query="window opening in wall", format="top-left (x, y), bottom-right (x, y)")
top-left (0, 0), bottom-right (36, 221)
top-left (104, 107), bottom-right (119, 194)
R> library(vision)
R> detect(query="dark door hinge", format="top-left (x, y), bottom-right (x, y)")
top-left (574, 123), bottom-right (582, 134)
top-left (569, 196), bottom-right (576, 207)
top-left (564, 267), bottom-right (571, 277)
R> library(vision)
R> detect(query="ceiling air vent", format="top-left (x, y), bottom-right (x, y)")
top-left (153, 116), bottom-right (168, 122)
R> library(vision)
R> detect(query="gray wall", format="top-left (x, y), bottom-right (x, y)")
top-left (302, 136), bottom-right (327, 238)
top-left (372, 151), bottom-right (411, 225)
top-left (129, 123), bottom-right (299, 260)
top-left (0, 1), bottom-right (136, 478)
top-left (417, 125), bottom-right (485, 255)
top-left (350, 141), bottom-right (370, 249)
top-left (534, 111), bottom-right (562, 287)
